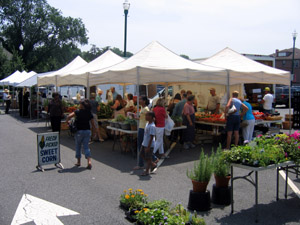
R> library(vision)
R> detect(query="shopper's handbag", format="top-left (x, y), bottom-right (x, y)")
top-left (69, 118), bottom-right (78, 134)
top-left (228, 104), bottom-right (237, 115)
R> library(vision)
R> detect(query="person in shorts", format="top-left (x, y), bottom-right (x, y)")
top-left (140, 111), bottom-right (157, 176)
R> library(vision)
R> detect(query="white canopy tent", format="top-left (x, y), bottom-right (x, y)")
top-left (1, 70), bottom-right (37, 86)
top-left (200, 47), bottom-right (290, 85)
top-left (89, 41), bottom-right (228, 86)
top-left (17, 72), bottom-right (53, 87)
top-left (37, 56), bottom-right (87, 87)
top-left (58, 50), bottom-right (125, 87)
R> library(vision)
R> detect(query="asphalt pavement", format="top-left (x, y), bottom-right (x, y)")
top-left (0, 109), bottom-right (300, 225)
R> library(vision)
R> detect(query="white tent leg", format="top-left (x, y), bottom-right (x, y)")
top-left (165, 83), bottom-right (168, 106)
top-left (87, 73), bottom-right (90, 99)
top-left (29, 88), bottom-right (32, 120)
top-left (37, 86), bottom-right (39, 122)
top-left (136, 67), bottom-right (140, 165)
top-left (226, 70), bottom-right (230, 101)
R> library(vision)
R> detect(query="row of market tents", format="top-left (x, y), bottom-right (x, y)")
top-left (1, 41), bottom-right (290, 95)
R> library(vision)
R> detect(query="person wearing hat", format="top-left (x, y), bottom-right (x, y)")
top-left (225, 91), bottom-right (248, 149)
top-left (96, 89), bottom-right (103, 104)
top-left (3, 89), bottom-right (11, 114)
top-left (90, 93), bottom-right (103, 142)
top-left (260, 87), bottom-right (274, 114)
top-left (207, 88), bottom-right (220, 114)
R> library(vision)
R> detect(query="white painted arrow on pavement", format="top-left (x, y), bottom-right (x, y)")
top-left (11, 194), bottom-right (79, 225)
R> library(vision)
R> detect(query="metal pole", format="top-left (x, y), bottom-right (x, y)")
top-left (289, 85), bottom-right (292, 134)
top-left (29, 87), bottom-right (32, 120)
top-left (87, 73), bottom-right (90, 99)
top-left (124, 9), bottom-right (128, 57)
top-left (291, 36), bottom-right (296, 84)
top-left (226, 70), bottom-right (230, 101)
top-left (136, 67), bottom-right (140, 165)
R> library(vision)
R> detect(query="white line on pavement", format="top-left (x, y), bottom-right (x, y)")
top-left (279, 170), bottom-right (300, 199)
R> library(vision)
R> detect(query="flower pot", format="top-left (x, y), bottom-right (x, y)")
top-left (121, 123), bottom-right (131, 130)
top-left (125, 209), bottom-right (138, 223)
top-left (175, 121), bottom-right (182, 127)
top-left (131, 124), bottom-right (137, 131)
top-left (119, 201), bottom-right (130, 211)
top-left (214, 175), bottom-right (231, 188)
top-left (187, 190), bottom-right (211, 211)
top-left (192, 180), bottom-right (208, 193)
top-left (212, 184), bottom-right (231, 206)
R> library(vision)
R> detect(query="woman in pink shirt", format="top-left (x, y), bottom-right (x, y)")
top-left (153, 98), bottom-right (168, 158)
top-left (183, 95), bottom-right (196, 150)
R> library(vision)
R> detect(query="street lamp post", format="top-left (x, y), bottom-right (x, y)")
top-left (123, 0), bottom-right (130, 58)
top-left (291, 30), bottom-right (297, 84)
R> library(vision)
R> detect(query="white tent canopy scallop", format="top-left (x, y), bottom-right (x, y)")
top-left (37, 56), bottom-right (87, 86)
top-left (200, 47), bottom-right (290, 85)
top-left (89, 41), bottom-right (228, 86)
top-left (1, 70), bottom-right (37, 86)
top-left (57, 50), bottom-right (125, 87)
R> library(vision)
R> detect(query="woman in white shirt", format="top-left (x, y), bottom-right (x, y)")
top-left (125, 93), bottom-right (135, 113)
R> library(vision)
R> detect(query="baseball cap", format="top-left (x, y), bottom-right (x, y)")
top-left (265, 87), bottom-right (270, 91)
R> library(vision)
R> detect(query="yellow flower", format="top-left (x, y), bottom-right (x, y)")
top-left (134, 210), bottom-right (139, 214)
top-left (140, 192), bottom-right (144, 195)
top-left (143, 208), bottom-right (149, 211)
top-left (131, 195), bottom-right (135, 198)
top-left (145, 194), bottom-right (148, 197)
top-left (125, 195), bottom-right (130, 199)
top-left (128, 188), bottom-right (133, 191)
top-left (123, 190), bottom-right (127, 193)
top-left (137, 189), bottom-right (143, 192)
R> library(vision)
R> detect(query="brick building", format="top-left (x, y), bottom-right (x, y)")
top-left (270, 48), bottom-right (300, 83)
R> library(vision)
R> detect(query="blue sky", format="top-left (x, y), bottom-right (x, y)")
top-left (47, 0), bottom-right (300, 59)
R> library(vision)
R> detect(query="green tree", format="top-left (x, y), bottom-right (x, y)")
top-left (0, 47), bottom-right (11, 79)
top-left (180, 54), bottom-right (190, 60)
top-left (0, 0), bottom-right (88, 72)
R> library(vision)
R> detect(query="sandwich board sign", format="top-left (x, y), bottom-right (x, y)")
top-left (37, 132), bottom-right (64, 171)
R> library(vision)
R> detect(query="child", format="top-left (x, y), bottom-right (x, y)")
top-left (140, 111), bottom-right (157, 176)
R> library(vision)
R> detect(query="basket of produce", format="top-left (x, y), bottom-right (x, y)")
top-left (97, 103), bottom-right (113, 119)
top-left (265, 116), bottom-right (282, 121)
top-left (253, 112), bottom-right (264, 120)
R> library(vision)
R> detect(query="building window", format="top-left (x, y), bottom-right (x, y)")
top-left (295, 60), bottom-right (299, 68)
top-left (278, 52), bottom-right (287, 57)
top-left (282, 60), bottom-right (286, 66)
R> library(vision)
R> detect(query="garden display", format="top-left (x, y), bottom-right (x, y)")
top-left (119, 188), bottom-right (206, 225)
top-left (222, 131), bottom-right (300, 167)
top-left (171, 115), bottom-right (183, 127)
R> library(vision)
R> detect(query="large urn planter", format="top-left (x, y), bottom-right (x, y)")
top-left (212, 184), bottom-right (231, 206)
top-left (188, 190), bottom-right (211, 211)
top-left (192, 180), bottom-right (209, 193)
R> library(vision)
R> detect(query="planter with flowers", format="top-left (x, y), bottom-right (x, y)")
top-left (212, 145), bottom-right (231, 206)
top-left (186, 150), bottom-right (214, 211)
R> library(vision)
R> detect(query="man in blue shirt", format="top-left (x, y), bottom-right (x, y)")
top-left (111, 87), bottom-right (119, 101)
top-left (172, 93), bottom-right (187, 117)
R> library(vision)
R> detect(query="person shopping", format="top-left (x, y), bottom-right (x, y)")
top-left (140, 111), bottom-right (157, 176)
top-left (48, 92), bottom-right (64, 132)
top-left (125, 93), bottom-right (135, 114)
top-left (111, 94), bottom-right (125, 118)
top-left (90, 93), bottom-right (103, 142)
top-left (3, 89), bottom-right (11, 114)
top-left (260, 87), bottom-right (274, 114)
top-left (240, 98), bottom-right (255, 143)
top-left (133, 96), bottom-right (150, 170)
top-left (225, 91), bottom-right (248, 149)
top-left (182, 95), bottom-right (196, 150)
top-left (153, 98), bottom-right (168, 158)
top-left (207, 88), bottom-right (220, 114)
top-left (66, 99), bottom-right (95, 170)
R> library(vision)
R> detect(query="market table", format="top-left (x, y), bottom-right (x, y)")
top-left (230, 161), bottom-right (294, 223)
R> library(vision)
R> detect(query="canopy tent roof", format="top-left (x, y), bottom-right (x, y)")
top-left (17, 72), bottom-right (53, 87)
top-left (57, 50), bottom-right (125, 87)
top-left (200, 47), bottom-right (290, 85)
top-left (1, 70), bottom-right (37, 86)
top-left (89, 41), bottom-right (227, 86)
top-left (38, 56), bottom-right (87, 86)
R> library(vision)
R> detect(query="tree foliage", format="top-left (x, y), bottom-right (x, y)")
top-left (0, 0), bottom-right (88, 73)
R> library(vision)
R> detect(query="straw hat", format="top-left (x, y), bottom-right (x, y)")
top-left (265, 87), bottom-right (270, 92)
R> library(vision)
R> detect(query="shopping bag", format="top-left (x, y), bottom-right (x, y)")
top-left (165, 115), bottom-right (175, 136)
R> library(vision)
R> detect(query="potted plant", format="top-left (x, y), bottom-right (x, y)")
top-left (214, 145), bottom-right (231, 188)
top-left (121, 118), bottom-right (131, 130)
top-left (172, 115), bottom-right (183, 127)
top-left (187, 150), bottom-right (214, 193)
top-left (128, 118), bottom-right (137, 131)
top-left (116, 114), bottom-right (126, 128)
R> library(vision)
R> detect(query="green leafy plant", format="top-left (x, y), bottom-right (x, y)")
top-left (43, 99), bottom-right (49, 107)
top-left (214, 145), bottom-right (230, 177)
top-left (127, 118), bottom-right (137, 125)
top-left (120, 188), bottom-right (148, 210)
top-left (146, 199), bottom-right (171, 210)
top-left (171, 115), bottom-right (183, 122)
top-left (187, 150), bottom-right (214, 182)
top-left (116, 114), bottom-right (126, 122)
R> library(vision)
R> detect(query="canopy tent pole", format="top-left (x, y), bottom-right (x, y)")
top-left (226, 70), bottom-right (230, 101)
top-left (87, 73), bottom-right (90, 99)
top-left (136, 67), bottom-right (140, 165)
top-left (55, 75), bottom-right (58, 92)
top-left (37, 86), bottom-right (40, 122)
top-left (2, 83), bottom-right (4, 107)
top-left (289, 84), bottom-right (292, 134)
top-left (123, 84), bottom-right (126, 98)
top-left (29, 87), bottom-right (32, 120)
top-left (165, 82), bottom-right (168, 106)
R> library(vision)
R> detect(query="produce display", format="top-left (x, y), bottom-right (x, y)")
top-left (65, 105), bottom-right (78, 113)
top-left (97, 102), bottom-right (113, 119)
top-left (252, 111), bottom-right (282, 121)
top-left (222, 131), bottom-right (300, 167)
top-left (195, 113), bottom-right (226, 124)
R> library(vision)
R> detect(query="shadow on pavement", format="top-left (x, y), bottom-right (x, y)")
top-left (58, 166), bottom-right (86, 173)
top-left (216, 197), bottom-right (300, 225)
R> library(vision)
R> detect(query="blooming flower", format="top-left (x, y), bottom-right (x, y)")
top-left (131, 195), bottom-right (135, 198)
top-left (134, 210), bottom-right (139, 214)
top-left (137, 189), bottom-right (143, 192)
top-left (164, 216), bottom-right (168, 220)
top-left (151, 216), bottom-right (154, 219)
top-left (123, 190), bottom-right (127, 193)
top-left (125, 195), bottom-right (130, 199)
top-left (128, 188), bottom-right (133, 191)
top-left (140, 192), bottom-right (144, 195)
